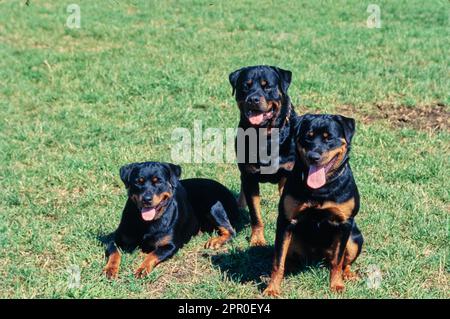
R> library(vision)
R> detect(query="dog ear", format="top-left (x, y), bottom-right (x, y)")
top-left (292, 113), bottom-right (311, 137)
top-left (162, 163), bottom-right (182, 186)
top-left (119, 163), bottom-right (136, 188)
top-left (335, 115), bottom-right (356, 144)
top-left (229, 67), bottom-right (244, 96)
top-left (271, 66), bottom-right (292, 95)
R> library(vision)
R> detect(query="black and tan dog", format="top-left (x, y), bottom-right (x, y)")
top-left (103, 161), bottom-right (239, 279)
top-left (229, 65), bottom-right (297, 246)
top-left (263, 114), bottom-right (363, 296)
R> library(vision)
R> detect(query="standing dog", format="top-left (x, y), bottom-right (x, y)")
top-left (103, 162), bottom-right (239, 279)
top-left (229, 65), bottom-right (297, 246)
top-left (263, 114), bottom-right (363, 296)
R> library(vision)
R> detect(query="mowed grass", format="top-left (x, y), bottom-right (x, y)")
top-left (0, 0), bottom-right (448, 298)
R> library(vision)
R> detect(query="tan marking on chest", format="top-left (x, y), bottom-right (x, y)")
top-left (320, 197), bottom-right (355, 222)
top-left (283, 195), bottom-right (355, 222)
top-left (283, 195), bottom-right (312, 220)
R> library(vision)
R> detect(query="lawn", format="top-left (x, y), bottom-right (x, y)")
top-left (0, 0), bottom-right (448, 298)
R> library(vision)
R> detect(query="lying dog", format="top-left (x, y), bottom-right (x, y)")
top-left (103, 162), bottom-right (239, 279)
top-left (263, 114), bottom-right (364, 296)
top-left (229, 65), bottom-right (297, 246)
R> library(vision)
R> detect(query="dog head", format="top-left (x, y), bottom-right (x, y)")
top-left (229, 65), bottom-right (292, 127)
top-left (119, 162), bottom-right (181, 221)
top-left (295, 114), bottom-right (355, 189)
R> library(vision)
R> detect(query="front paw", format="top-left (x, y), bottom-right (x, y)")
top-left (103, 266), bottom-right (119, 279)
top-left (249, 229), bottom-right (267, 247)
top-left (330, 280), bottom-right (345, 293)
top-left (134, 264), bottom-right (153, 278)
top-left (263, 284), bottom-right (281, 297)
top-left (204, 237), bottom-right (225, 250)
top-left (343, 270), bottom-right (359, 281)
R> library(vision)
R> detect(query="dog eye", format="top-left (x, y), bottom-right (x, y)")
top-left (323, 132), bottom-right (330, 140)
top-left (137, 177), bottom-right (145, 185)
top-left (151, 177), bottom-right (159, 184)
top-left (261, 80), bottom-right (271, 90)
top-left (307, 131), bottom-right (314, 138)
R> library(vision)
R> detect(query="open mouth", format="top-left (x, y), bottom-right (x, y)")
top-left (306, 156), bottom-right (338, 189)
top-left (140, 199), bottom-right (168, 221)
top-left (246, 108), bottom-right (274, 125)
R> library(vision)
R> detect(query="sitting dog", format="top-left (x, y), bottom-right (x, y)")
top-left (103, 161), bottom-right (239, 279)
top-left (229, 65), bottom-right (298, 246)
top-left (263, 114), bottom-right (364, 296)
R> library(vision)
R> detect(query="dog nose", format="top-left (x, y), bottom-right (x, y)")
top-left (307, 151), bottom-right (321, 163)
top-left (142, 194), bottom-right (152, 203)
top-left (246, 95), bottom-right (260, 105)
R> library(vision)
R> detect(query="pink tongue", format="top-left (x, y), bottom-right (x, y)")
top-left (141, 207), bottom-right (156, 221)
top-left (307, 165), bottom-right (326, 189)
top-left (249, 113), bottom-right (264, 125)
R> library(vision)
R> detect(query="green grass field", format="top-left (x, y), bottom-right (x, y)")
top-left (0, 0), bottom-right (448, 298)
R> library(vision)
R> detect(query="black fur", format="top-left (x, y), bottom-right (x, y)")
top-left (104, 162), bottom-right (239, 277)
top-left (229, 65), bottom-right (298, 245)
top-left (265, 114), bottom-right (364, 294)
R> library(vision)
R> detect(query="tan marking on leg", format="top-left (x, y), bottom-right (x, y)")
top-left (156, 235), bottom-right (172, 247)
top-left (204, 226), bottom-right (232, 249)
top-left (343, 237), bottom-right (360, 281)
top-left (263, 230), bottom-right (293, 297)
top-left (249, 194), bottom-right (266, 246)
top-left (343, 264), bottom-right (359, 281)
top-left (103, 250), bottom-right (121, 279)
top-left (325, 237), bottom-right (345, 292)
top-left (135, 252), bottom-right (160, 278)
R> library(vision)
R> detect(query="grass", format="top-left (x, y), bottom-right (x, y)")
top-left (0, 0), bottom-right (449, 298)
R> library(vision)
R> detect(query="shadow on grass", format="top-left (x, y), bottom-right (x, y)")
top-left (97, 232), bottom-right (114, 245)
top-left (211, 246), bottom-right (325, 291)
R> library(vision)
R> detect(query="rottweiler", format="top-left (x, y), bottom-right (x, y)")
top-left (263, 114), bottom-right (364, 296)
top-left (103, 161), bottom-right (239, 279)
top-left (229, 65), bottom-right (298, 246)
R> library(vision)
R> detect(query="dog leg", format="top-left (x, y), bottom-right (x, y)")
top-left (205, 201), bottom-right (236, 249)
top-left (242, 177), bottom-right (266, 246)
top-left (263, 217), bottom-right (293, 297)
top-left (103, 241), bottom-right (121, 279)
top-left (326, 222), bottom-right (352, 292)
top-left (135, 243), bottom-right (177, 278)
top-left (237, 187), bottom-right (247, 209)
top-left (343, 227), bottom-right (363, 281)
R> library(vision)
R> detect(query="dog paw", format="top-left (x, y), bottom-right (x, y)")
top-left (343, 270), bottom-right (359, 281)
top-left (134, 265), bottom-right (152, 278)
top-left (204, 237), bottom-right (224, 250)
top-left (262, 285), bottom-right (281, 297)
top-left (103, 266), bottom-right (119, 279)
top-left (330, 282), bottom-right (345, 293)
top-left (249, 231), bottom-right (267, 247)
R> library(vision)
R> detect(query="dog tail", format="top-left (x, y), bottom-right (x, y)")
top-left (210, 201), bottom-right (236, 237)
